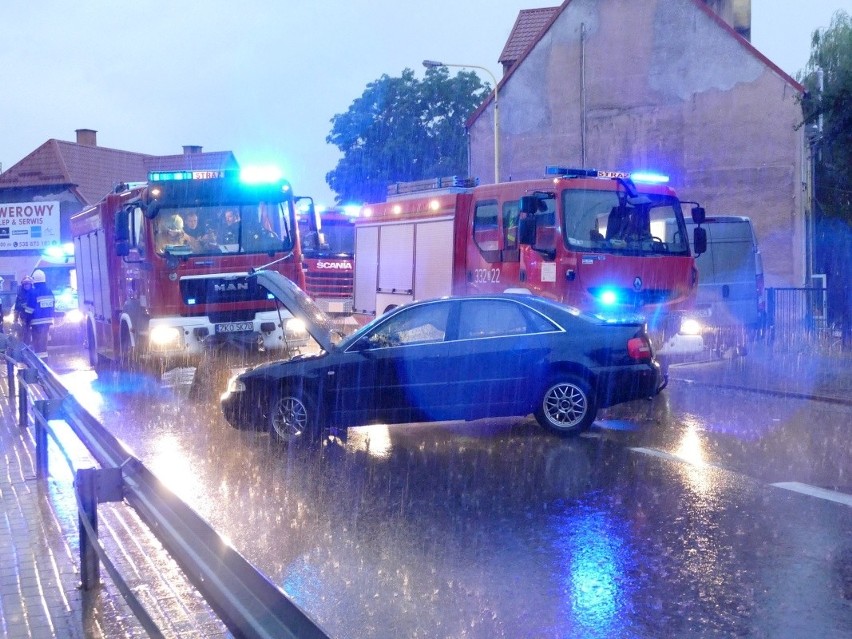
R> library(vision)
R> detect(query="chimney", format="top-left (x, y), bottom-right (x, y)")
top-left (183, 145), bottom-right (203, 155)
top-left (75, 129), bottom-right (98, 146)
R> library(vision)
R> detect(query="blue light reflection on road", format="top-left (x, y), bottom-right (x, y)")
top-left (552, 501), bottom-right (638, 639)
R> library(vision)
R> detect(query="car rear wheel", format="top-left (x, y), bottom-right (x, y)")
top-left (535, 376), bottom-right (596, 435)
top-left (268, 387), bottom-right (318, 445)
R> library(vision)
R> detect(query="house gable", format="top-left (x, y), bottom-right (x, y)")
top-left (0, 138), bottom-right (152, 205)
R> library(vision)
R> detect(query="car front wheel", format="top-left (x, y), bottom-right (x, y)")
top-left (268, 388), bottom-right (318, 445)
top-left (534, 376), bottom-right (597, 435)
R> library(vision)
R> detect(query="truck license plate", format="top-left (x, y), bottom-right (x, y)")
top-left (216, 321), bottom-right (254, 333)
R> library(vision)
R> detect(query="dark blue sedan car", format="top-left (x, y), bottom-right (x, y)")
top-left (221, 270), bottom-right (661, 444)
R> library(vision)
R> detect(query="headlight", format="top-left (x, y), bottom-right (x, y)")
top-left (285, 317), bottom-right (307, 336)
top-left (149, 325), bottom-right (182, 347)
top-left (64, 309), bottom-right (85, 324)
top-left (680, 318), bottom-right (703, 335)
top-left (225, 375), bottom-right (246, 394)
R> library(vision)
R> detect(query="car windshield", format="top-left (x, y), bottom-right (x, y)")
top-left (561, 189), bottom-right (691, 255)
top-left (155, 202), bottom-right (295, 256)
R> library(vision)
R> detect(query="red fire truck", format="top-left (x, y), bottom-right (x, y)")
top-left (297, 206), bottom-right (355, 315)
top-left (71, 169), bottom-right (310, 374)
top-left (353, 167), bottom-right (708, 363)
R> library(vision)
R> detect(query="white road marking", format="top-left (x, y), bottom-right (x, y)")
top-left (770, 482), bottom-right (852, 507)
top-left (630, 448), bottom-right (852, 507)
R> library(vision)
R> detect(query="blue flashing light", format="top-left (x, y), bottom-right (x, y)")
top-left (630, 171), bottom-right (669, 184)
top-left (598, 289), bottom-right (619, 307)
top-left (240, 166), bottom-right (283, 184)
top-left (342, 205), bottom-right (362, 217)
top-left (41, 242), bottom-right (75, 263)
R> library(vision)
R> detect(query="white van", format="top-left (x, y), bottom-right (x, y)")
top-left (667, 216), bottom-right (765, 353)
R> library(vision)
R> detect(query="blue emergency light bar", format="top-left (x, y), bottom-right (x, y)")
top-left (630, 171), bottom-right (670, 184)
top-left (546, 166), bottom-right (670, 184)
top-left (546, 166), bottom-right (599, 177)
top-left (148, 170), bottom-right (228, 181)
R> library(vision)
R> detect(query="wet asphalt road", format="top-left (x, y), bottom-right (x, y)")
top-left (51, 348), bottom-right (852, 639)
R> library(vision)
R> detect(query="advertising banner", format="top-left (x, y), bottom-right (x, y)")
top-left (0, 201), bottom-right (62, 251)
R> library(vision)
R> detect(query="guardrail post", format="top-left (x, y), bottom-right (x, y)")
top-left (33, 399), bottom-right (64, 479)
top-left (76, 466), bottom-right (124, 591)
top-left (6, 357), bottom-right (15, 403)
top-left (18, 368), bottom-right (39, 428)
top-left (77, 467), bottom-right (100, 590)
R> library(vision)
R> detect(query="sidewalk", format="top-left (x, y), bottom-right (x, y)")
top-left (669, 340), bottom-right (852, 405)
top-left (0, 358), bottom-right (229, 639)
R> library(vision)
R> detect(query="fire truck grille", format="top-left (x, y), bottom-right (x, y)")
top-left (180, 275), bottom-right (272, 307)
top-left (304, 271), bottom-right (353, 299)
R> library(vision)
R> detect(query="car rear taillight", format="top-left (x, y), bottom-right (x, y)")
top-left (756, 272), bottom-right (766, 312)
top-left (628, 335), bottom-right (653, 360)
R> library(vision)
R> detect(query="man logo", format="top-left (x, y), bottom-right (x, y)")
top-left (633, 277), bottom-right (643, 292)
top-left (214, 282), bottom-right (249, 292)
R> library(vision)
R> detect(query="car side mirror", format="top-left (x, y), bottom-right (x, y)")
top-left (691, 206), bottom-right (706, 225)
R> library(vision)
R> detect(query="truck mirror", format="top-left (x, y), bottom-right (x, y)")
top-left (691, 206), bottom-right (706, 225)
top-left (116, 240), bottom-right (130, 257)
top-left (518, 215), bottom-right (536, 245)
top-left (144, 201), bottom-right (161, 219)
top-left (519, 196), bottom-right (539, 215)
top-left (693, 226), bottom-right (707, 255)
top-left (115, 207), bottom-right (130, 242)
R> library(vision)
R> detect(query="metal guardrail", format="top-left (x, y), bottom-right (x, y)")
top-left (2, 334), bottom-right (331, 639)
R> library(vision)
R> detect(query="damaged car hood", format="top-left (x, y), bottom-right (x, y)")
top-left (250, 269), bottom-right (340, 352)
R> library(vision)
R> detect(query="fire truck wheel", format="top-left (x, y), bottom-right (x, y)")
top-left (534, 375), bottom-right (597, 435)
top-left (268, 387), bottom-right (319, 445)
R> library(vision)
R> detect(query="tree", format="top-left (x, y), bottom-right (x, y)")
top-left (799, 10), bottom-right (852, 344)
top-left (325, 67), bottom-right (489, 204)
top-left (799, 10), bottom-right (852, 224)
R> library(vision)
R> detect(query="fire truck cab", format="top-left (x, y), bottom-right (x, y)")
top-left (354, 168), bottom-right (708, 362)
top-left (297, 205), bottom-right (356, 315)
top-left (72, 169), bottom-right (310, 374)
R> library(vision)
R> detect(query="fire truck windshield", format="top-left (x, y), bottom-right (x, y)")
top-left (154, 202), bottom-right (294, 256)
top-left (562, 190), bottom-right (690, 256)
top-left (298, 215), bottom-right (355, 257)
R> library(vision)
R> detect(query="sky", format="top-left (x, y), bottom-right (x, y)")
top-left (0, 0), bottom-right (845, 208)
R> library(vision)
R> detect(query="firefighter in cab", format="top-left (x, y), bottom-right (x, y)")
top-left (24, 269), bottom-right (55, 360)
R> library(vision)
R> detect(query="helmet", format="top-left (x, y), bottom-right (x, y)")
top-left (163, 214), bottom-right (184, 233)
top-left (31, 270), bottom-right (46, 283)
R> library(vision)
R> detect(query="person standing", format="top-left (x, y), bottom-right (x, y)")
top-left (25, 269), bottom-right (55, 360)
top-left (14, 275), bottom-right (34, 344)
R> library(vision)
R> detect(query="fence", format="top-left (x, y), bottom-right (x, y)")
top-left (2, 334), bottom-right (331, 639)
top-left (766, 287), bottom-right (844, 352)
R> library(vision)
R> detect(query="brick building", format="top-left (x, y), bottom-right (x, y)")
top-left (467, 0), bottom-right (808, 289)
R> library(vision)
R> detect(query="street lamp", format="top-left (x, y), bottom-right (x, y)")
top-left (423, 59), bottom-right (500, 183)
